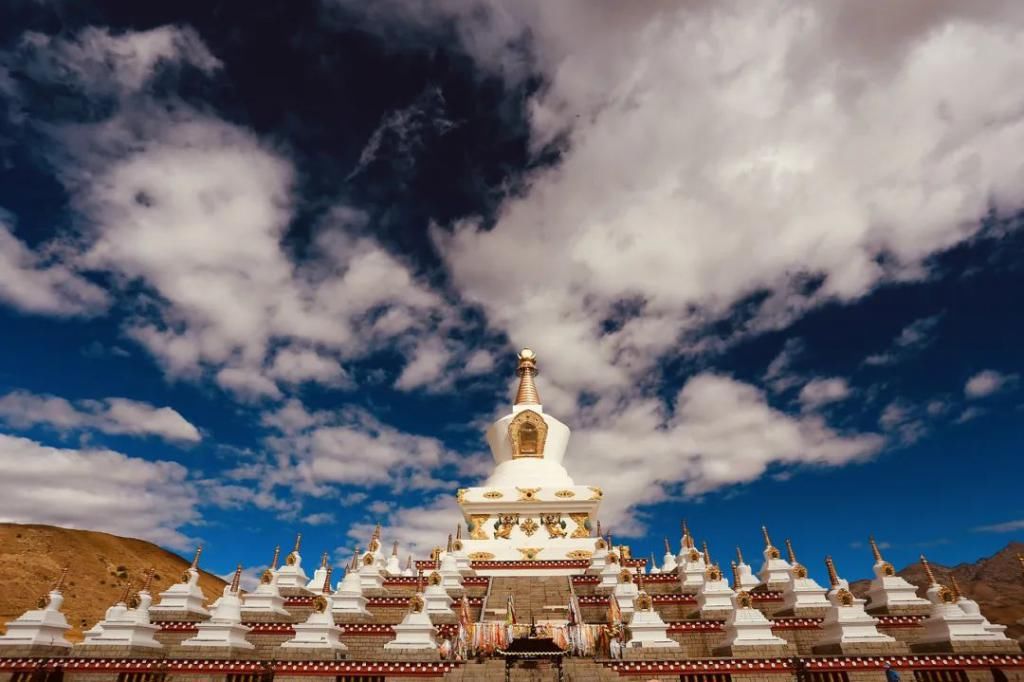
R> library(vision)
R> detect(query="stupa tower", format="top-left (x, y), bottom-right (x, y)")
top-left (456, 348), bottom-right (603, 572)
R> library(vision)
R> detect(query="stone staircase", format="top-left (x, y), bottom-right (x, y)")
top-left (482, 577), bottom-right (574, 623)
top-left (447, 656), bottom-right (619, 682)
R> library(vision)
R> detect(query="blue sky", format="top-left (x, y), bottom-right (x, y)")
top-left (0, 0), bottom-right (1022, 587)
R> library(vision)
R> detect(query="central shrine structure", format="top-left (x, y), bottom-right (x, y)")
top-left (456, 349), bottom-right (602, 570)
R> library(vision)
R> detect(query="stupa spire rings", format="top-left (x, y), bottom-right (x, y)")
top-left (702, 540), bottom-right (711, 565)
top-left (664, 537), bottom-right (671, 554)
top-left (736, 546), bottom-right (745, 564)
top-left (785, 538), bottom-right (798, 565)
top-left (730, 560), bottom-right (741, 587)
top-left (191, 546), bottom-right (203, 569)
top-left (140, 568), bottom-right (155, 593)
top-left (294, 533), bottom-right (303, 553)
top-left (514, 348), bottom-right (540, 405)
top-left (322, 567), bottom-right (333, 594)
top-left (320, 552), bottom-right (329, 568)
top-left (118, 579), bottom-right (134, 605)
top-left (950, 574), bottom-right (963, 600)
top-left (53, 566), bottom-right (69, 593)
top-left (920, 554), bottom-right (937, 585)
top-left (825, 555), bottom-right (840, 588)
top-left (869, 535), bottom-right (884, 562)
top-left (761, 525), bottom-right (773, 548)
top-left (271, 545), bottom-right (281, 570)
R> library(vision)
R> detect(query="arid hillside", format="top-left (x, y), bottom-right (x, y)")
top-left (0, 523), bottom-right (226, 640)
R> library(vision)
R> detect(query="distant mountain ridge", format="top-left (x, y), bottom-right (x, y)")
top-left (0, 523), bottom-right (227, 640)
top-left (849, 541), bottom-right (1024, 638)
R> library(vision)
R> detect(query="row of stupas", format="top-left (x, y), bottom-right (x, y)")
top-left (0, 349), bottom-right (1020, 681)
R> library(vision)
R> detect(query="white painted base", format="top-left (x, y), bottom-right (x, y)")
top-left (384, 611), bottom-right (437, 650)
top-left (627, 609), bottom-right (679, 649)
top-left (0, 593), bottom-right (72, 649)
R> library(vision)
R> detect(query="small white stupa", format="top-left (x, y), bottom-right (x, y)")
top-left (282, 567), bottom-right (347, 657)
top-left (814, 556), bottom-right (902, 654)
top-left (626, 581), bottom-right (679, 650)
top-left (916, 556), bottom-right (1015, 652)
top-left (0, 567), bottom-right (73, 654)
top-left (660, 537), bottom-right (677, 574)
top-left (588, 532), bottom-right (610, 574)
top-left (697, 563), bottom-right (735, 619)
top-left (677, 523), bottom-right (707, 593)
top-left (151, 546), bottom-right (210, 619)
top-left (182, 565), bottom-right (254, 652)
top-left (864, 537), bottom-right (929, 613)
top-left (331, 554), bottom-right (370, 618)
top-left (275, 534), bottom-right (310, 591)
top-left (733, 547), bottom-right (761, 591)
top-left (422, 571), bottom-right (455, 617)
top-left (648, 553), bottom-right (661, 575)
top-left (716, 569), bottom-right (790, 656)
top-left (613, 568), bottom-right (640, 617)
top-left (385, 542), bottom-right (402, 576)
top-left (401, 555), bottom-right (415, 578)
top-left (950, 576), bottom-right (1008, 637)
top-left (242, 546), bottom-right (289, 618)
top-left (305, 552), bottom-right (331, 592)
top-left (758, 527), bottom-right (792, 587)
top-left (438, 536), bottom-right (464, 592)
top-left (598, 545), bottom-right (623, 589)
top-left (384, 588), bottom-right (438, 652)
top-left (358, 527), bottom-right (386, 591)
top-left (449, 525), bottom-right (473, 575)
top-left (780, 539), bottom-right (829, 614)
top-left (81, 570), bottom-right (162, 653)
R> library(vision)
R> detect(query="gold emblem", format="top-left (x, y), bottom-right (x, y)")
top-left (688, 549), bottom-right (700, 562)
top-left (554, 489), bottom-right (575, 498)
top-left (494, 514), bottom-right (519, 539)
top-left (618, 569), bottom-right (634, 584)
top-left (607, 552), bottom-right (619, 565)
top-left (429, 571), bottom-right (443, 586)
top-left (767, 547), bottom-right (781, 559)
top-left (520, 518), bottom-right (540, 536)
top-left (595, 538), bottom-right (608, 550)
top-left (517, 548), bottom-right (542, 561)
top-left (312, 595), bottom-right (329, 613)
top-left (937, 585), bottom-right (956, 604)
top-left (570, 513), bottom-right (591, 538)
top-left (456, 488), bottom-right (467, 503)
top-left (508, 410), bottom-right (548, 457)
top-left (362, 553), bottom-right (375, 566)
top-left (483, 490), bottom-right (503, 499)
top-left (452, 539), bottom-right (463, 551)
top-left (516, 487), bottom-right (541, 501)
top-left (36, 595), bottom-right (50, 609)
top-left (409, 594), bottom-right (425, 613)
top-left (180, 570), bottom-right (192, 584)
top-left (542, 513), bottom-right (567, 539)
top-left (260, 569), bottom-right (274, 585)
top-left (468, 552), bottom-right (495, 561)
top-left (705, 565), bottom-right (723, 581)
top-left (792, 564), bottom-right (808, 579)
top-left (836, 589), bottom-right (855, 607)
top-left (588, 486), bottom-right (603, 500)
top-left (286, 551), bottom-right (299, 566)
top-left (737, 591), bottom-right (754, 608)
top-left (882, 562), bottom-right (896, 576)
top-left (566, 550), bottom-right (593, 560)
top-left (635, 592), bottom-right (653, 611)
top-left (469, 515), bottom-right (490, 540)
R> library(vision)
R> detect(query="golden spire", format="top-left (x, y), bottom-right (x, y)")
top-left (406, 555), bottom-right (413, 570)
top-left (372, 523), bottom-right (382, 541)
top-left (447, 534), bottom-right (454, 553)
top-left (761, 525), bottom-right (773, 549)
top-left (230, 564), bottom-right (243, 593)
top-left (190, 545), bottom-right (203, 569)
top-left (824, 556), bottom-right (840, 588)
top-left (392, 541), bottom-right (399, 557)
top-left (456, 524), bottom-right (463, 541)
top-left (322, 567), bottom-right (333, 594)
top-left (140, 568), bottom-right (155, 593)
top-left (950, 574), bottom-right (963, 600)
top-left (730, 560), bottom-right (740, 587)
top-left (920, 555), bottom-right (937, 585)
top-left (785, 538), bottom-right (798, 565)
top-left (596, 520), bottom-right (602, 538)
top-left (869, 536), bottom-right (884, 562)
top-left (293, 533), bottom-right (303, 553)
top-left (350, 546), bottom-right (361, 570)
top-left (270, 545), bottom-right (281, 570)
top-left (702, 540), bottom-right (711, 565)
top-left (53, 567), bottom-right (69, 592)
top-left (514, 349), bottom-right (540, 405)
top-left (119, 579), bottom-right (134, 605)
top-left (320, 552), bottom-right (329, 569)
top-left (736, 546), bottom-right (745, 564)
top-left (650, 552), bottom-right (657, 568)
top-left (682, 520), bottom-right (694, 548)
top-left (664, 537), bottom-right (671, 554)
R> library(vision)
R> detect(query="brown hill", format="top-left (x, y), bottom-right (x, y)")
top-left (850, 541), bottom-right (1024, 638)
top-left (0, 523), bottom-right (226, 641)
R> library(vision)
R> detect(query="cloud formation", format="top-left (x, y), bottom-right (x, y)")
top-left (964, 369), bottom-right (1018, 398)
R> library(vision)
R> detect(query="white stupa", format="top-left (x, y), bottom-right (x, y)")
top-left (437, 538), bottom-right (464, 592)
top-left (598, 547), bottom-right (624, 589)
top-left (275, 534), bottom-right (310, 591)
top-left (612, 568), bottom-right (639, 617)
top-left (455, 350), bottom-right (602, 571)
top-left (660, 537), bottom-right (678, 574)
top-left (331, 556), bottom-right (370, 618)
top-left (733, 547), bottom-right (761, 591)
top-left (282, 567), bottom-right (347, 656)
top-left (150, 547), bottom-right (210, 619)
top-left (758, 527), bottom-right (792, 587)
top-left (626, 587), bottom-right (678, 649)
top-left (449, 526), bottom-right (474, 574)
top-left (697, 564), bottom-right (735, 619)
top-left (81, 571), bottom-right (162, 652)
top-left (917, 556), bottom-right (1014, 651)
top-left (588, 534), bottom-right (610, 574)
top-left (305, 552), bottom-right (332, 592)
top-left (385, 542), bottom-right (402, 576)
top-left (0, 567), bottom-right (73, 654)
top-left (648, 553), bottom-right (661, 575)
top-left (950, 576), bottom-right (1008, 637)
top-left (717, 587), bottom-right (790, 656)
top-left (815, 556), bottom-right (902, 654)
top-left (677, 525), bottom-right (707, 592)
top-left (401, 555), bottom-right (415, 578)
top-left (864, 537), bottom-right (929, 613)
top-left (242, 546), bottom-right (289, 618)
top-left (384, 591), bottom-right (438, 651)
top-left (182, 565), bottom-right (254, 651)
top-left (780, 539), bottom-right (829, 614)
top-left (422, 572), bottom-right (455, 617)
top-left (357, 527), bottom-right (386, 590)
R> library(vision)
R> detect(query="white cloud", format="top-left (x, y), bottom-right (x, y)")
top-left (0, 218), bottom-right (109, 316)
top-left (345, 495), bottom-right (462, 559)
top-left (878, 400), bottom-right (926, 445)
top-left (798, 378), bottom-right (851, 411)
top-left (0, 390), bottom-right (200, 443)
top-left (964, 370), bottom-right (1017, 398)
top-left (973, 519), bottom-right (1024, 533)
top-left (864, 314), bottom-right (942, 366)
top-left (0, 433), bottom-right (199, 549)
top-left (301, 512), bottom-right (336, 526)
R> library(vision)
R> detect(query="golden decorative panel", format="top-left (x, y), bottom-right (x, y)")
top-left (554, 489), bottom-right (575, 498)
top-left (483, 490), bottom-right (504, 499)
top-left (494, 514), bottom-right (519, 540)
top-left (456, 488), bottom-right (467, 503)
top-left (566, 550), bottom-right (593, 559)
top-left (312, 595), bottom-right (329, 613)
top-left (618, 569), bottom-right (634, 584)
top-left (428, 571), bottom-right (443, 586)
top-left (635, 593), bottom-right (653, 611)
top-left (542, 513), bottom-right (567, 539)
top-left (588, 486), bottom-right (603, 500)
top-left (468, 551), bottom-right (495, 561)
top-left (517, 547), bottom-right (543, 561)
top-left (508, 410), bottom-right (548, 458)
top-left (736, 591), bottom-right (754, 608)
top-left (516, 487), bottom-right (541, 501)
top-left (569, 513), bottom-right (591, 538)
top-left (469, 515), bottom-right (490, 540)
top-left (520, 517), bottom-right (539, 536)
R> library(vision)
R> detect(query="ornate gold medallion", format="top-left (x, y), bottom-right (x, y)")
top-left (483, 490), bottom-right (503, 499)
top-left (508, 410), bottom-right (548, 457)
top-left (588, 486), bottom-right (603, 500)
top-left (554, 489), bottom-right (575, 498)
top-left (517, 547), bottom-right (543, 561)
top-left (519, 517), bottom-right (539, 536)
top-left (566, 550), bottom-right (593, 560)
top-left (468, 551), bottom-right (495, 561)
top-left (469, 515), bottom-right (490, 540)
top-left (516, 487), bottom-right (541, 501)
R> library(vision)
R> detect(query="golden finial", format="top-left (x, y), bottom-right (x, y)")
top-left (406, 555), bottom-right (413, 570)
top-left (514, 348), bottom-right (540, 405)
top-left (190, 545), bottom-right (203, 569)
top-left (456, 524), bottom-right (463, 540)
top-left (416, 570), bottom-right (424, 593)
top-left (785, 538), bottom-right (797, 565)
top-left (825, 556), bottom-right (840, 588)
top-left (392, 541), bottom-right (399, 557)
top-left (351, 546), bottom-right (361, 570)
top-left (761, 526), bottom-right (773, 548)
top-left (322, 567), bottom-right (333, 594)
top-left (596, 520), bottom-right (602, 537)
top-left (730, 560), bottom-right (740, 587)
top-left (293, 533), bottom-right (303, 553)
top-left (140, 568), bottom-right (155, 593)
top-left (636, 570), bottom-right (644, 591)
top-left (664, 537), bottom-right (671, 554)
top-left (607, 533), bottom-right (614, 549)
top-left (702, 541), bottom-right (711, 565)
top-left (920, 555), bottom-right (937, 585)
top-left (53, 567), bottom-right (70, 592)
top-left (230, 564), bottom-right (243, 593)
top-left (682, 520), bottom-right (694, 548)
top-left (270, 545), bottom-right (281, 570)
top-left (447, 534), bottom-right (454, 553)
top-left (950, 575), bottom-right (963, 601)
top-left (869, 535), bottom-right (884, 562)
top-left (320, 551), bottom-right (329, 568)
top-left (372, 523), bottom-right (381, 540)
top-left (119, 579), bottom-right (134, 605)
top-left (736, 546), bottom-right (745, 564)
